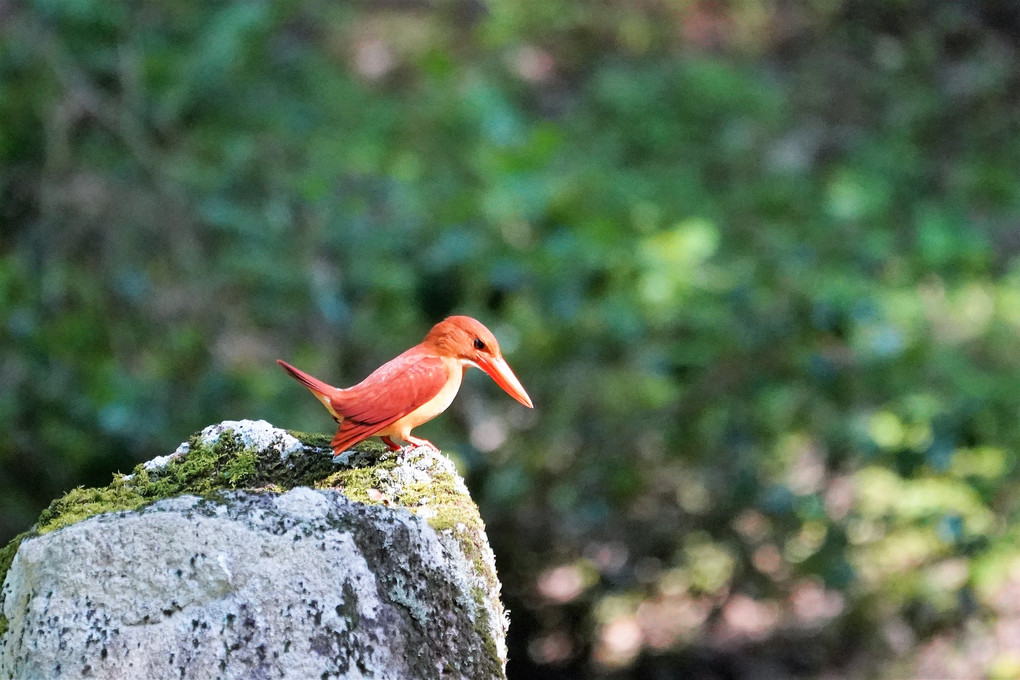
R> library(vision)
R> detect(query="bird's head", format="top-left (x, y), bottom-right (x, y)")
top-left (424, 316), bottom-right (534, 408)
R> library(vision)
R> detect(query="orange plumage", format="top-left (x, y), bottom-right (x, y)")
top-left (278, 316), bottom-right (533, 456)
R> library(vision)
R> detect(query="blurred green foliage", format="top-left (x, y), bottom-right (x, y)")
top-left (4, 0), bottom-right (1020, 677)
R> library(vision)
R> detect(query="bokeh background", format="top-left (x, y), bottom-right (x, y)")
top-left (4, 0), bottom-right (1020, 677)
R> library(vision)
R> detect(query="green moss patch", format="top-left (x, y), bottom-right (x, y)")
top-left (24, 430), bottom-right (339, 539)
top-left (0, 425), bottom-right (501, 662)
top-left (317, 447), bottom-right (490, 581)
top-left (0, 427), bottom-right (359, 625)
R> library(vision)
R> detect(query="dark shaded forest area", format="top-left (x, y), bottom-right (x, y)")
top-left (4, 1), bottom-right (1020, 677)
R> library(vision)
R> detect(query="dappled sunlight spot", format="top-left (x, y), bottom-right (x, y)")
top-left (927, 558), bottom-right (970, 593)
top-left (896, 560), bottom-right (1020, 679)
top-left (678, 3), bottom-right (731, 50)
top-left (752, 543), bottom-right (788, 581)
top-left (825, 170), bottom-right (888, 221)
top-left (971, 550), bottom-right (1020, 608)
top-left (824, 475), bottom-right (854, 521)
top-left (908, 422), bottom-right (934, 452)
top-left (586, 541), bottom-right (630, 576)
top-left (718, 593), bottom-right (781, 642)
top-left (684, 533), bottom-right (736, 594)
top-left (637, 594), bottom-right (712, 650)
top-left (852, 466), bottom-right (994, 541)
top-left (995, 622), bottom-right (1020, 664)
top-left (657, 567), bottom-right (691, 597)
top-left (989, 654), bottom-right (1020, 680)
top-left (882, 617), bottom-right (917, 655)
top-left (997, 284), bottom-right (1020, 329)
top-left (632, 591), bottom-right (714, 652)
top-left (875, 288), bottom-right (928, 348)
top-left (527, 631), bottom-right (574, 665)
top-left (846, 517), bottom-right (885, 546)
top-left (902, 481), bottom-right (993, 535)
top-left (498, 218), bottom-right (536, 250)
top-left (353, 38), bottom-right (395, 80)
top-left (536, 562), bottom-right (594, 605)
top-left (868, 411), bottom-right (905, 450)
top-left (864, 408), bottom-right (935, 453)
top-left (507, 45), bottom-right (556, 84)
top-left (922, 555), bottom-right (968, 616)
top-left (637, 218), bottom-right (723, 310)
top-left (920, 280), bottom-right (997, 344)
top-left (855, 529), bottom-right (944, 584)
top-left (676, 474), bottom-right (712, 514)
top-left (469, 415), bottom-right (508, 452)
top-left (767, 124), bottom-right (825, 174)
top-left (911, 629), bottom-right (996, 680)
top-left (950, 446), bottom-right (1008, 480)
top-left (852, 321), bottom-right (906, 359)
top-left (991, 567), bottom-right (1020, 615)
top-left (977, 562), bottom-right (1020, 643)
top-left (959, 283), bottom-right (996, 329)
top-left (784, 521), bottom-right (827, 564)
top-left (732, 508), bottom-right (770, 542)
top-left (789, 579), bottom-right (844, 627)
top-left (786, 441), bottom-right (826, 495)
top-left (593, 614), bottom-right (643, 669)
top-left (853, 466), bottom-right (902, 515)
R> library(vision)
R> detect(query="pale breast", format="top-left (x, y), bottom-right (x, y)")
top-left (377, 357), bottom-right (465, 437)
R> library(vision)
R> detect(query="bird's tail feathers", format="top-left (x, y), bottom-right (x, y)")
top-left (276, 359), bottom-right (336, 397)
top-left (277, 359), bottom-right (343, 419)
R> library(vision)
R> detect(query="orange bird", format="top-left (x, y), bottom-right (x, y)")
top-left (277, 316), bottom-right (533, 456)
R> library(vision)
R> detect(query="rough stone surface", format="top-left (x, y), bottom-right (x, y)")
top-left (0, 421), bottom-right (506, 680)
top-left (145, 420), bottom-right (304, 472)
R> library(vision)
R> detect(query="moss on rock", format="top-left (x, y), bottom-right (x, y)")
top-left (0, 420), bottom-right (506, 674)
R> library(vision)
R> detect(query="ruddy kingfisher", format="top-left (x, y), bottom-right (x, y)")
top-left (277, 316), bottom-right (533, 456)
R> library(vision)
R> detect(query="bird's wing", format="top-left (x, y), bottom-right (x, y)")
top-left (328, 349), bottom-right (449, 452)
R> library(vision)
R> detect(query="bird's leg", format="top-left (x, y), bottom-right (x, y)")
top-left (381, 436), bottom-right (402, 451)
top-left (402, 433), bottom-right (438, 451)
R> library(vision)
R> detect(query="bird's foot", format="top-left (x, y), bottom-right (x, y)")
top-left (381, 436), bottom-right (402, 452)
top-left (403, 435), bottom-right (438, 451)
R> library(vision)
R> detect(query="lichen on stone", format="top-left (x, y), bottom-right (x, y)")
top-left (0, 419), bottom-right (507, 676)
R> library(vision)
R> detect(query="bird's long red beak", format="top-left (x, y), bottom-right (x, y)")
top-left (477, 355), bottom-right (534, 408)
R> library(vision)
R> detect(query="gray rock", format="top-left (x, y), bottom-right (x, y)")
top-left (0, 421), bottom-right (507, 679)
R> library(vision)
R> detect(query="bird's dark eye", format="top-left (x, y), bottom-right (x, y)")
top-left (473, 338), bottom-right (486, 351)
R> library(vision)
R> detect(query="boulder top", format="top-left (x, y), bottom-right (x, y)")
top-left (0, 419), bottom-right (504, 662)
